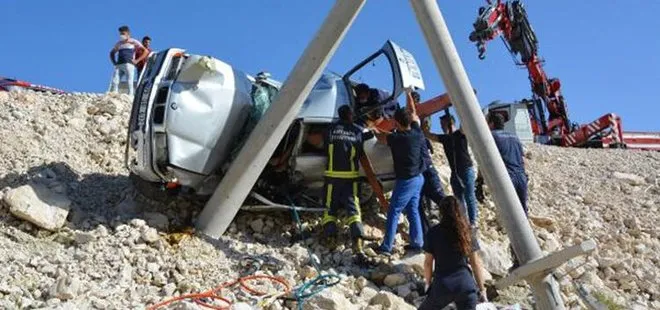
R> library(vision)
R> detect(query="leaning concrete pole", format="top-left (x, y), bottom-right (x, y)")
top-left (196, 0), bottom-right (366, 238)
top-left (409, 1), bottom-right (564, 309)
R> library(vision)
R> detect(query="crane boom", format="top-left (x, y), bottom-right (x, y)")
top-left (469, 0), bottom-right (572, 139)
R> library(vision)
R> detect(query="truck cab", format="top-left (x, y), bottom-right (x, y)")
top-left (483, 100), bottom-right (535, 144)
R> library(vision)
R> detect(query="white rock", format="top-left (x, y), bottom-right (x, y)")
top-left (612, 172), bottom-right (646, 186)
top-left (49, 276), bottom-right (80, 300)
top-left (303, 288), bottom-right (358, 310)
top-left (369, 291), bottom-right (415, 310)
top-left (4, 183), bottom-right (71, 231)
top-left (480, 240), bottom-right (512, 277)
top-left (383, 273), bottom-right (407, 288)
top-left (141, 228), bottom-right (160, 243)
top-left (250, 218), bottom-right (265, 233)
top-left (393, 253), bottom-right (425, 276)
top-left (129, 218), bottom-right (146, 228)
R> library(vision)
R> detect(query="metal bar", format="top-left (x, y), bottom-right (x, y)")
top-left (497, 240), bottom-right (597, 289)
top-left (196, 0), bottom-right (366, 238)
top-left (408, 1), bottom-right (565, 308)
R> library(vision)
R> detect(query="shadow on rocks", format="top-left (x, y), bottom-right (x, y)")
top-left (0, 161), bottom-right (202, 235)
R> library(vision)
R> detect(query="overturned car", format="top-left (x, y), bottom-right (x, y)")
top-left (125, 41), bottom-right (427, 208)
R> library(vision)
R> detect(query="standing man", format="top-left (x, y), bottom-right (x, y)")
top-left (108, 25), bottom-right (148, 96)
top-left (423, 113), bottom-right (479, 227)
top-left (409, 91), bottom-right (446, 234)
top-left (322, 105), bottom-right (384, 265)
top-left (373, 88), bottom-right (425, 255)
top-left (487, 113), bottom-right (528, 214)
top-left (487, 112), bottom-right (529, 270)
top-left (135, 36), bottom-right (152, 78)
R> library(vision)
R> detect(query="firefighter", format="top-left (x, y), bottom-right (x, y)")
top-left (322, 105), bottom-right (382, 265)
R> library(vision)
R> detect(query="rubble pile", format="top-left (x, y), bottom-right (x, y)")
top-left (0, 91), bottom-right (658, 309)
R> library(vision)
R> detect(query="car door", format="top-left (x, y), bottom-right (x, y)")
top-left (342, 40), bottom-right (425, 107)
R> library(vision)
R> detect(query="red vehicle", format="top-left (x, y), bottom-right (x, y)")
top-left (0, 77), bottom-right (66, 94)
top-left (468, 0), bottom-right (660, 150)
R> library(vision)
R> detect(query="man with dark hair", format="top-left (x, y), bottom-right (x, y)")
top-left (487, 113), bottom-right (528, 213)
top-left (135, 36), bottom-right (152, 78)
top-left (108, 25), bottom-right (148, 96)
top-left (372, 88), bottom-right (425, 255)
top-left (322, 105), bottom-right (384, 265)
top-left (410, 91), bottom-right (446, 234)
top-left (423, 113), bottom-right (479, 227)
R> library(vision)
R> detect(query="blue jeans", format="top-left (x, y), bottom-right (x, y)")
top-left (510, 172), bottom-right (529, 215)
top-left (450, 167), bottom-right (478, 225)
top-left (380, 174), bottom-right (424, 253)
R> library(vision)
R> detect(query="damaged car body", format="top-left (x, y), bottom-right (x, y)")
top-left (125, 41), bottom-right (425, 209)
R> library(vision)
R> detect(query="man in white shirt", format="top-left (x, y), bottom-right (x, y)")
top-left (108, 25), bottom-right (148, 96)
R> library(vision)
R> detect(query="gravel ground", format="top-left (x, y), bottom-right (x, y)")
top-left (0, 91), bottom-right (658, 309)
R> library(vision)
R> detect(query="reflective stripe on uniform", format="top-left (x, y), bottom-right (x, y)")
top-left (350, 145), bottom-right (356, 172)
top-left (322, 183), bottom-right (337, 225)
top-left (328, 144), bottom-right (334, 172)
top-left (324, 171), bottom-right (359, 178)
top-left (346, 181), bottom-right (362, 225)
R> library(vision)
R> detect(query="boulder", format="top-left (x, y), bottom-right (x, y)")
top-left (49, 276), bottom-right (80, 300)
top-left (480, 240), bottom-right (513, 277)
top-left (303, 288), bottom-right (358, 310)
top-left (393, 253), bottom-right (425, 276)
top-left (4, 183), bottom-right (71, 231)
top-left (383, 273), bottom-right (408, 288)
top-left (369, 291), bottom-right (416, 310)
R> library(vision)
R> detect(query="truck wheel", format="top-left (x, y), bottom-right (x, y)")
top-left (129, 173), bottom-right (169, 202)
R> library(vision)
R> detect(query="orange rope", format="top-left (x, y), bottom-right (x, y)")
top-left (147, 275), bottom-right (291, 310)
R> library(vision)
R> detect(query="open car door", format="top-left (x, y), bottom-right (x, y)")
top-left (343, 40), bottom-right (425, 108)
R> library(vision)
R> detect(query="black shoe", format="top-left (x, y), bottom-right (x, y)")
top-left (404, 245), bottom-right (423, 254)
top-left (375, 246), bottom-right (392, 257)
top-left (354, 252), bottom-right (373, 267)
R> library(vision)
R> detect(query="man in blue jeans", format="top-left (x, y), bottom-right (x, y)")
top-left (372, 89), bottom-right (425, 255)
top-left (424, 114), bottom-right (479, 226)
top-left (410, 91), bottom-right (446, 234)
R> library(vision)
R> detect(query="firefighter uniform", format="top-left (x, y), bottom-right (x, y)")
top-left (322, 121), bottom-right (372, 242)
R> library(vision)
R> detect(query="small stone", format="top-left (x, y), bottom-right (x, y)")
top-left (74, 231), bottom-right (95, 245)
top-left (147, 263), bottom-right (160, 273)
top-left (369, 291), bottom-right (415, 310)
top-left (141, 228), bottom-right (160, 243)
top-left (612, 172), bottom-right (646, 186)
top-left (162, 283), bottom-right (177, 296)
top-left (130, 218), bottom-right (146, 227)
top-left (301, 265), bottom-right (318, 279)
top-left (153, 273), bottom-right (168, 286)
top-left (364, 248), bottom-right (378, 257)
top-left (395, 284), bottom-right (412, 298)
top-left (250, 219), bottom-right (265, 233)
top-left (360, 286), bottom-right (379, 301)
top-left (145, 212), bottom-right (169, 230)
top-left (49, 276), bottom-right (80, 300)
top-left (5, 183), bottom-right (71, 231)
top-left (634, 244), bottom-right (647, 254)
top-left (383, 273), bottom-right (407, 288)
top-left (530, 215), bottom-right (555, 229)
top-left (92, 299), bottom-right (110, 309)
top-left (355, 277), bottom-right (369, 291)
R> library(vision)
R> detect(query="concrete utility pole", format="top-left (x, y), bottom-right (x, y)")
top-left (408, 0), bottom-right (565, 309)
top-left (196, 0), bottom-right (366, 238)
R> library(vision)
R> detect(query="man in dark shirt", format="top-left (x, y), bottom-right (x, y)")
top-left (410, 91), bottom-right (446, 234)
top-left (487, 113), bottom-right (529, 214)
top-left (322, 105), bottom-right (382, 264)
top-left (423, 114), bottom-right (479, 226)
top-left (373, 91), bottom-right (425, 255)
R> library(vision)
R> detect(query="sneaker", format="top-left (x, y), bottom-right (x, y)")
top-left (374, 246), bottom-right (392, 257)
top-left (404, 245), bottom-right (423, 254)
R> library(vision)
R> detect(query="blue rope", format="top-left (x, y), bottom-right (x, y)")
top-left (287, 196), bottom-right (341, 310)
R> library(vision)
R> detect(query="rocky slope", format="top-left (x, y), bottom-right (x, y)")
top-left (0, 90), bottom-right (658, 309)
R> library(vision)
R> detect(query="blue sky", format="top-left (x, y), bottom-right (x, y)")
top-left (2, 1), bottom-right (659, 131)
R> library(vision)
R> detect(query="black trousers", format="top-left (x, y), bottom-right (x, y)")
top-left (420, 166), bottom-right (446, 234)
